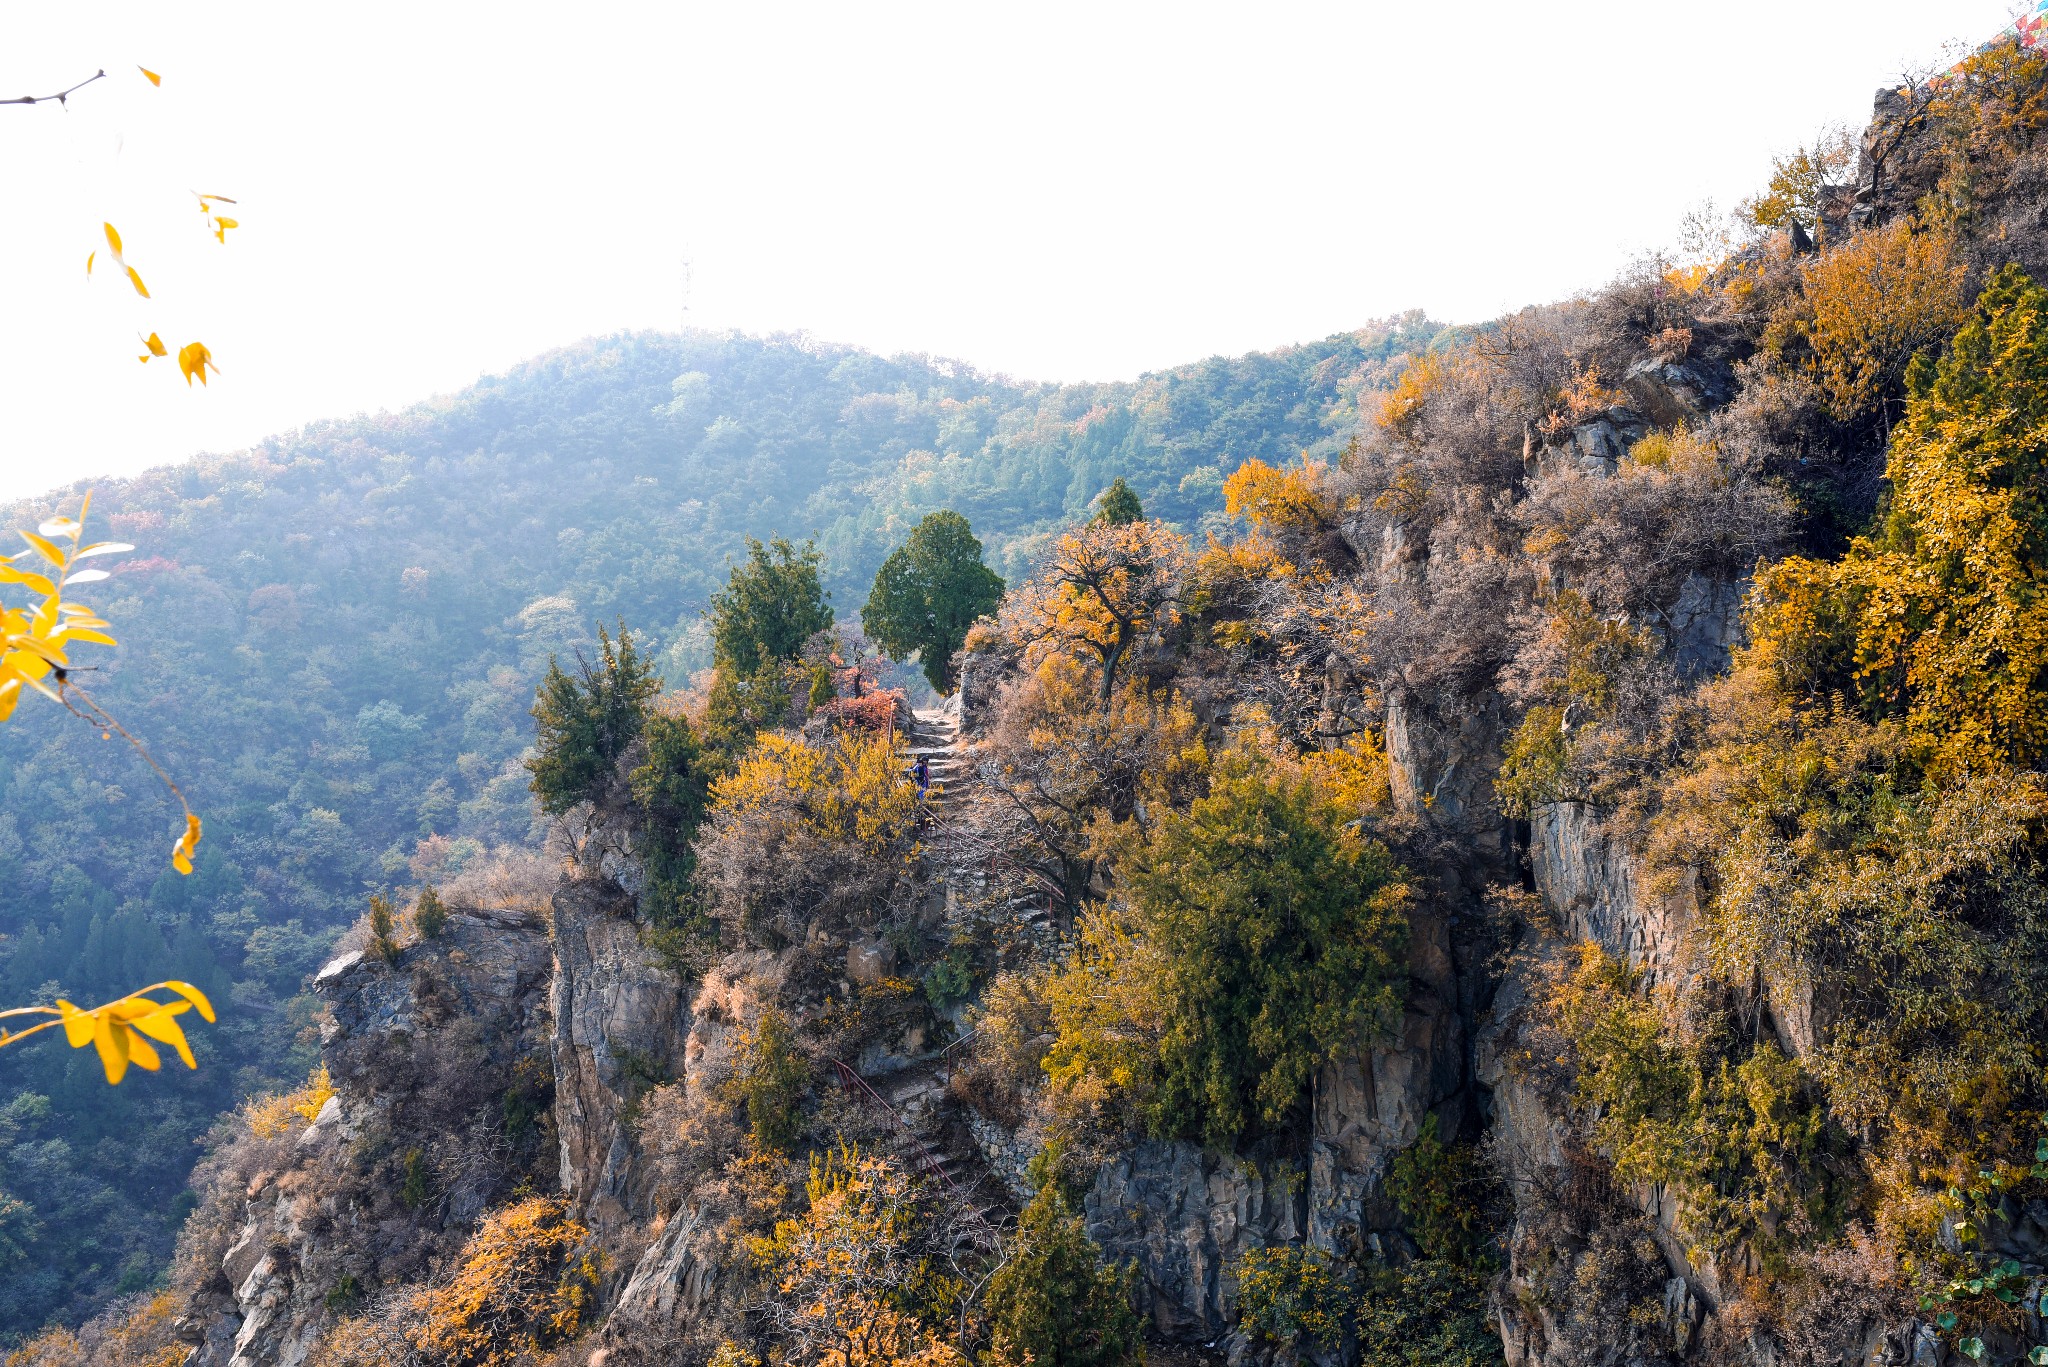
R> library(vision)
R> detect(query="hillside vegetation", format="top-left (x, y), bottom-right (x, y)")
top-left (0, 319), bottom-right (1435, 1338)
top-left (18, 24), bottom-right (2048, 1367)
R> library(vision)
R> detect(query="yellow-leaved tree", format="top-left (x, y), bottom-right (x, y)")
top-left (1007, 516), bottom-right (1192, 711)
top-left (1749, 262), bottom-right (2048, 773)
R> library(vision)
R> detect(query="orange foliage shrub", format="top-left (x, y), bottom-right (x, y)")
top-left (1781, 220), bottom-right (1967, 423)
top-left (409, 1195), bottom-right (597, 1367)
top-left (2, 1292), bottom-right (184, 1367)
top-left (1222, 458), bottom-right (1339, 536)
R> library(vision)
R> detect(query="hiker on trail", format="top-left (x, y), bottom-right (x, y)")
top-left (912, 752), bottom-right (933, 832)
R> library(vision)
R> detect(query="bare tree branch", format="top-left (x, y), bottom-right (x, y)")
top-left (2, 69), bottom-right (107, 108)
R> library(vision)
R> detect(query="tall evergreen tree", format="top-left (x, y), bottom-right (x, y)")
top-left (527, 621), bottom-right (661, 814)
top-left (707, 536), bottom-right (833, 676)
top-left (629, 708), bottom-right (715, 924)
top-left (860, 510), bottom-right (1006, 693)
top-left (1094, 477), bottom-right (1144, 526)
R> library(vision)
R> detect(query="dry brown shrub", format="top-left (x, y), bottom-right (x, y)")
top-left (438, 843), bottom-right (560, 916)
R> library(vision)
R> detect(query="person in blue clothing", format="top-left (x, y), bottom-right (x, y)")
top-left (912, 752), bottom-right (933, 830)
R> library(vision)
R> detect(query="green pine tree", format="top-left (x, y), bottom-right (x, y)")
top-left (860, 510), bottom-right (1006, 693)
top-left (413, 884), bottom-right (449, 940)
top-left (629, 709), bottom-right (714, 931)
top-left (707, 535), bottom-right (833, 676)
top-left (1094, 477), bottom-right (1144, 526)
top-left (367, 894), bottom-right (400, 963)
top-left (527, 620), bottom-right (661, 815)
top-left (983, 1184), bottom-right (1143, 1367)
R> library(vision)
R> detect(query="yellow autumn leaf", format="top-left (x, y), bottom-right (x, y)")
top-left (92, 1012), bottom-right (130, 1084)
top-left (125, 265), bottom-right (149, 298)
top-left (86, 249), bottom-right (95, 276)
top-left (19, 530), bottom-right (63, 566)
top-left (123, 1022), bottom-right (162, 1072)
top-left (10, 635), bottom-right (70, 668)
top-left (56, 1001), bottom-right (93, 1048)
top-left (104, 223), bottom-right (123, 256)
top-left (0, 679), bottom-right (18, 722)
top-left (178, 342), bottom-right (217, 387)
top-left (164, 980), bottom-right (216, 1022)
top-left (172, 811), bottom-right (203, 875)
top-left (139, 332), bottom-right (168, 362)
top-left (139, 66), bottom-right (161, 87)
top-left (0, 564), bottom-right (57, 596)
top-left (130, 1005), bottom-right (196, 1068)
top-left (213, 217), bottom-right (238, 244)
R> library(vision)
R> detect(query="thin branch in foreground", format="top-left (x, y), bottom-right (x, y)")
top-left (2, 69), bottom-right (107, 108)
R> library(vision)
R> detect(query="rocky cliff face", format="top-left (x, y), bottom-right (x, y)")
top-left (550, 876), bottom-right (693, 1247)
top-left (178, 908), bottom-right (553, 1367)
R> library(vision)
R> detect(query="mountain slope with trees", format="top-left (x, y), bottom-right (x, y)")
top-left (0, 316), bottom-right (1437, 1339)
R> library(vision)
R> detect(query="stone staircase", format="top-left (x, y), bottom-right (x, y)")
top-left (840, 1057), bottom-right (1016, 1235)
top-left (905, 704), bottom-right (967, 829)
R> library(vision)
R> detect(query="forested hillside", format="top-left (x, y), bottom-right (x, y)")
top-left (0, 317), bottom-right (1437, 1337)
top-left (26, 18), bottom-right (2048, 1367)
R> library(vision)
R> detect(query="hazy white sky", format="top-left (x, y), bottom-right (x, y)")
top-left (0, 0), bottom-right (2025, 501)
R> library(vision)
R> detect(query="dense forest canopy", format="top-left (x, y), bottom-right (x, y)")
top-left (0, 316), bottom-right (1438, 1337)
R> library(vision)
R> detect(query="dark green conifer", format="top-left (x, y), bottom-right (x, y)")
top-left (527, 621), bottom-right (661, 814)
top-left (983, 1184), bottom-right (1143, 1367)
top-left (413, 884), bottom-right (449, 940)
top-left (707, 535), bottom-right (833, 677)
top-left (1094, 477), bottom-right (1144, 526)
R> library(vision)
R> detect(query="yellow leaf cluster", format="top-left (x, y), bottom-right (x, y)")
top-left (1008, 517), bottom-right (1191, 709)
top-left (1038, 900), bottom-right (1170, 1131)
top-left (751, 1147), bottom-right (964, 1365)
top-left (1375, 351), bottom-right (1447, 442)
top-left (3, 1290), bottom-right (184, 1367)
top-left (1222, 457), bottom-right (1340, 537)
top-left (1749, 264), bottom-right (2048, 773)
top-left (711, 728), bottom-right (918, 862)
top-left (245, 1062), bottom-right (337, 1138)
top-left (1, 494), bottom-right (127, 722)
top-left (0, 980), bottom-right (216, 1085)
top-left (1802, 221), bottom-right (1968, 422)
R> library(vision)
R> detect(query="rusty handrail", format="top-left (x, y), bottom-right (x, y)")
top-left (828, 1057), bottom-right (995, 1232)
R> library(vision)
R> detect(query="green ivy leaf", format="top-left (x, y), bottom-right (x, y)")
top-left (1940, 1312), bottom-right (1961, 1331)
top-left (2027, 1346), bottom-right (2048, 1366)
top-left (1959, 1337), bottom-right (1986, 1362)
